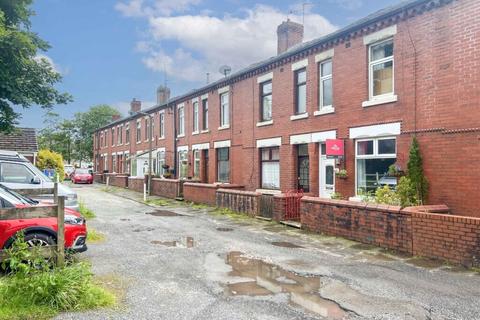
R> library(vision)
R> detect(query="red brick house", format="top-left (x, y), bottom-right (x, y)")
top-left (93, 0), bottom-right (480, 217)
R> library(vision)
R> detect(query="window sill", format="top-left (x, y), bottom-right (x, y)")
top-left (158, 137), bottom-right (165, 140)
top-left (218, 125), bottom-right (230, 131)
top-left (362, 95), bottom-right (397, 108)
top-left (314, 108), bottom-right (334, 116)
top-left (255, 189), bottom-right (281, 195)
top-left (256, 120), bottom-right (273, 127)
top-left (192, 131), bottom-right (200, 135)
top-left (177, 134), bottom-right (185, 138)
top-left (201, 129), bottom-right (210, 133)
top-left (290, 113), bottom-right (309, 121)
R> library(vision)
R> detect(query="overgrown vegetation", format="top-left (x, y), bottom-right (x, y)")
top-left (212, 207), bottom-right (249, 220)
top-left (87, 229), bottom-right (105, 243)
top-left (78, 200), bottom-right (96, 219)
top-left (0, 236), bottom-right (115, 319)
top-left (145, 198), bottom-right (171, 206)
top-left (36, 149), bottom-right (65, 182)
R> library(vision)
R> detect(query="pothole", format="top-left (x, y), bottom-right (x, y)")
top-left (224, 252), bottom-right (347, 319)
top-left (132, 227), bottom-right (155, 232)
top-left (151, 237), bottom-right (195, 248)
top-left (216, 227), bottom-right (233, 232)
top-left (120, 218), bottom-right (131, 221)
top-left (146, 210), bottom-right (182, 217)
top-left (271, 241), bottom-right (304, 248)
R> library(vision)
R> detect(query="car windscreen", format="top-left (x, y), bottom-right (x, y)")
top-left (75, 169), bottom-right (90, 174)
top-left (0, 184), bottom-right (38, 205)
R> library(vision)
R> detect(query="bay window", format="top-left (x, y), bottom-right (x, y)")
top-left (216, 147), bottom-right (229, 183)
top-left (261, 147), bottom-right (280, 190)
top-left (260, 81), bottom-right (272, 121)
top-left (356, 137), bottom-right (397, 195)
top-left (369, 39), bottom-right (394, 99)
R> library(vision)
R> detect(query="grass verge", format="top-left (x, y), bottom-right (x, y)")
top-left (79, 200), bottom-right (96, 219)
top-left (145, 198), bottom-right (172, 206)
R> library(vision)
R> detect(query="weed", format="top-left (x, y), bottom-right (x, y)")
top-left (211, 207), bottom-right (249, 220)
top-left (190, 203), bottom-right (209, 210)
top-left (145, 198), bottom-right (171, 206)
top-left (0, 235), bottom-right (115, 319)
top-left (79, 200), bottom-right (96, 219)
top-left (87, 229), bottom-right (106, 243)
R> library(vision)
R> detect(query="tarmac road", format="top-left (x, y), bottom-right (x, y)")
top-left (56, 183), bottom-right (480, 320)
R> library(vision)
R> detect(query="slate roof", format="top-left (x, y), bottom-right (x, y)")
top-left (0, 127), bottom-right (38, 153)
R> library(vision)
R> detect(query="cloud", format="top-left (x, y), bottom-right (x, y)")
top-left (329, 0), bottom-right (363, 10)
top-left (117, 3), bottom-right (337, 83)
top-left (115, 0), bottom-right (201, 17)
top-left (34, 54), bottom-right (69, 75)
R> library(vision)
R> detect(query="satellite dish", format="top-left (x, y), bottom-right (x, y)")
top-left (219, 65), bottom-right (232, 77)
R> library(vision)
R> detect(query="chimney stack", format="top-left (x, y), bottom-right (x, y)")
top-left (112, 114), bottom-right (121, 122)
top-left (277, 19), bottom-right (304, 55)
top-left (156, 85), bottom-right (170, 105)
top-left (130, 98), bottom-right (141, 115)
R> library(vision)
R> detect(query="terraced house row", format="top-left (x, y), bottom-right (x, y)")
top-left (94, 0), bottom-right (480, 218)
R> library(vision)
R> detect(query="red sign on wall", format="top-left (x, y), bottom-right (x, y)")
top-left (326, 139), bottom-right (344, 157)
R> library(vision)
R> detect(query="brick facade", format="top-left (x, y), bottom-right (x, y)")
top-left (94, 0), bottom-right (480, 217)
top-left (216, 189), bottom-right (260, 217)
top-left (151, 178), bottom-right (181, 199)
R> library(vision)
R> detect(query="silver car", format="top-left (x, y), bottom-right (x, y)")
top-left (0, 150), bottom-right (79, 211)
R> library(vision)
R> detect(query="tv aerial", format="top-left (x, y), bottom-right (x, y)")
top-left (219, 65), bottom-right (232, 78)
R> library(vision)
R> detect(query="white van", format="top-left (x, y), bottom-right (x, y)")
top-left (0, 150), bottom-right (79, 211)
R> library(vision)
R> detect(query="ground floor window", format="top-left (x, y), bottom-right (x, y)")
top-left (356, 137), bottom-right (396, 195)
top-left (157, 151), bottom-right (165, 177)
top-left (178, 151), bottom-right (188, 179)
top-left (261, 147), bottom-right (280, 189)
top-left (112, 155), bottom-right (117, 173)
top-left (131, 159), bottom-right (137, 177)
top-left (193, 150), bottom-right (201, 179)
top-left (297, 144), bottom-right (309, 192)
top-left (217, 147), bottom-right (229, 183)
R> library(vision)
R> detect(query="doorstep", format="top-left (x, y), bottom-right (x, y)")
top-left (280, 220), bottom-right (302, 229)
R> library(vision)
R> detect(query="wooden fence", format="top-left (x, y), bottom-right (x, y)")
top-left (0, 184), bottom-right (66, 267)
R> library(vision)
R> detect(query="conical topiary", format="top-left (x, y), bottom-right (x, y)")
top-left (406, 136), bottom-right (428, 204)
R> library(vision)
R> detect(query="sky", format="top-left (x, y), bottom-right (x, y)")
top-left (18, 0), bottom-right (401, 129)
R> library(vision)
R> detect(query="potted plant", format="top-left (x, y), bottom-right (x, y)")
top-left (336, 169), bottom-right (348, 179)
top-left (388, 164), bottom-right (405, 177)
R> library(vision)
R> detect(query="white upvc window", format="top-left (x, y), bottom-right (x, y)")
top-left (178, 105), bottom-right (185, 136)
top-left (111, 128), bottom-right (115, 146)
top-left (159, 112), bottom-right (165, 138)
top-left (151, 118), bottom-right (154, 141)
top-left (157, 151), bottom-right (165, 176)
top-left (319, 59), bottom-right (333, 111)
top-left (355, 137), bottom-right (397, 195)
top-left (193, 101), bottom-right (199, 133)
top-left (368, 38), bottom-right (394, 100)
top-left (220, 92), bottom-right (229, 127)
top-left (178, 150), bottom-right (188, 179)
top-left (136, 120), bottom-right (141, 143)
top-left (193, 150), bottom-right (201, 179)
top-left (144, 118), bottom-right (149, 141)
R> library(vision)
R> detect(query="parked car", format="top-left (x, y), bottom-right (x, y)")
top-left (0, 150), bottom-right (79, 211)
top-left (64, 164), bottom-right (75, 180)
top-left (0, 184), bottom-right (87, 252)
top-left (71, 168), bottom-right (93, 184)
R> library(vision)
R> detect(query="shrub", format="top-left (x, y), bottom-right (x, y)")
top-left (374, 185), bottom-right (401, 206)
top-left (407, 137), bottom-right (429, 204)
top-left (79, 200), bottom-right (96, 219)
top-left (396, 176), bottom-right (420, 207)
top-left (330, 192), bottom-right (343, 200)
top-left (36, 149), bottom-right (65, 182)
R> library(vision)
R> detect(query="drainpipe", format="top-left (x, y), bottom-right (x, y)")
top-left (172, 103), bottom-right (178, 178)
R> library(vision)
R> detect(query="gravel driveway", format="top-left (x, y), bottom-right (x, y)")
top-left (56, 184), bottom-right (480, 320)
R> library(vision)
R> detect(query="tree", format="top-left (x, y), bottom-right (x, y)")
top-left (38, 112), bottom-right (76, 163)
top-left (406, 136), bottom-right (428, 204)
top-left (73, 105), bottom-right (119, 164)
top-left (36, 149), bottom-right (64, 181)
top-left (0, 0), bottom-right (72, 133)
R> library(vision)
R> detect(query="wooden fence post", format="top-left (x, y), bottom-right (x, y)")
top-left (53, 182), bottom-right (58, 204)
top-left (56, 196), bottom-right (65, 267)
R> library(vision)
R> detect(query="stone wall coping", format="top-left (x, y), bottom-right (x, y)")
top-left (407, 209), bottom-right (480, 224)
top-left (301, 196), bottom-right (404, 214)
top-left (217, 188), bottom-right (259, 196)
top-left (184, 182), bottom-right (217, 189)
top-left (402, 204), bottom-right (450, 214)
top-left (152, 178), bottom-right (180, 183)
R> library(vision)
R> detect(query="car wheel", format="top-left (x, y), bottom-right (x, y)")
top-left (24, 233), bottom-right (56, 247)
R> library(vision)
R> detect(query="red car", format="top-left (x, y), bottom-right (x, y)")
top-left (71, 168), bottom-right (93, 184)
top-left (0, 185), bottom-right (87, 252)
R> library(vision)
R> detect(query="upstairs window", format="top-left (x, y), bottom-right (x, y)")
top-left (193, 101), bottom-right (199, 133)
top-left (295, 68), bottom-right (307, 114)
top-left (202, 99), bottom-right (208, 130)
top-left (220, 92), bottom-right (229, 127)
top-left (125, 124), bottom-right (130, 144)
top-left (178, 106), bottom-right (185, 136)
top-left (144, 118), bottom-right (149, 140)
top-left (260, 81), bottom-right (272, 122)
top-left (136, 121), bottom-right (141, 143)
top-left (159, 112), bottom-right (165, 138)
top-left (319, 59), bottom-right (333, 111)
top-left (111, 128), bottom-right (115, 145)
top-left (369, 39), bottom-right (394, 99)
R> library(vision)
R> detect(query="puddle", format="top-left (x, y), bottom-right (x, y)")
top-left (146, 210), bottom-right (182, 217)
top-left (120, 218), bottom-right (131, 221)
top-left (224, 252), bottom-right (347, 319)
top-left (271, 241), bottom-right (304, 249)
top-left (150, 237), bottom-right (195, 248)
top-left (132, 227), bottom-right (155, 232)
top-left (217, 227), bottom-right (233, 232)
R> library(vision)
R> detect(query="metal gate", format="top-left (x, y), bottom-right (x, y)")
top-left (284, 189), bottom-right (304, 221)
top-left (259, 194), bottom-right (274, 219)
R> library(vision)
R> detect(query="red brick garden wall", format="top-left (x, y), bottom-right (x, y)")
top-left (109, 175), bottom-right (128, 188)
top-left (151, 178), bottom-right (180, 199)
top-left (301, 197), bottom-right (413, 253)
top-left (128, 177), bottom-right (144, 193)
top-left (184, 183), bottom-right (244, 206)
top-left (216, 189), bottom-right (259, 217)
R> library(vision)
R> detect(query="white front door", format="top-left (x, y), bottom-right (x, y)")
top-left (319, 154), bottom-right (335, 198)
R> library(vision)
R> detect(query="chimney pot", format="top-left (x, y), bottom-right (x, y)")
top-left (277, 19), bottom-right (304, 55)
top-left (130, 98), bottom-right (141, 114)
top-left (112, 114), bottom-right (121, 122)
top-left (157, 86), bottom-right (170, 105)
